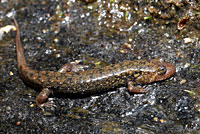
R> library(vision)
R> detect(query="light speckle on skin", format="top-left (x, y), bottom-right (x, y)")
top-left (40, 79), bottom-right (45, 83)
top-left (9, 71), bottom-right (14, 76)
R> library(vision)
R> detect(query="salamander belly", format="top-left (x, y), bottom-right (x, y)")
top-left (54, 74), bottom-right (127, 94)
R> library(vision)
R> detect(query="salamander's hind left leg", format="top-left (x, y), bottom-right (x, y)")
top-left (36, 88), bottom-right (54, 111)
top-left (128, 81), bottom-right (147, 93)
top-left (58, 60), bottom-right (88, 73)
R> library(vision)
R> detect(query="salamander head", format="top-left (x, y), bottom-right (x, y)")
top-left (150, 60), bottom-right (176, 82)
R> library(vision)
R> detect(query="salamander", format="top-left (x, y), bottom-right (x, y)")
top-left (13, 18), bottom-right (176, 109)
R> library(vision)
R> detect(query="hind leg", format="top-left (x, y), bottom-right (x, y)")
top-left (58, 60), bottom-right (88, 73)
top-left (36, 88), bottom-right (54, 111)
top-left (35, 60), bottom-right (88, 110)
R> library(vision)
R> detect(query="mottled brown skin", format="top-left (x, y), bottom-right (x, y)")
top-left (13, 18), bottom-right (176, 109)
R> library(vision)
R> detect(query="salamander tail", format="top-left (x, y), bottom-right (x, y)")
top-left (13, 17), bottom-right (27, 67)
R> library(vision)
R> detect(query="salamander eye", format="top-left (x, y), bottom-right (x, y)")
top-left (157, 65), bottom-right (167, 75)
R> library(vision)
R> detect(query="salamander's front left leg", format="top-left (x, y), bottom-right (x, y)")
top-left (128, 81), bottom-right (147, 93)
top-left (36, 88), bottom-right (53, 110)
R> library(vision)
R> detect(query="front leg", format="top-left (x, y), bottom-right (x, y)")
top-left (128, 81), bottom-right (147, 93)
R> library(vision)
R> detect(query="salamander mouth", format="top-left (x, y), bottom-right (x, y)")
top-left (166, 63), bottom-right (176, 78)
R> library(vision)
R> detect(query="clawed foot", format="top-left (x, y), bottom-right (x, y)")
top-left (37, 101), bottom-right (56, 111)
top-left (128, 81), bottom-right (147, 93)
top-left (58, 60), bottom-right (88, 73)
top-left (35, 88), bottom-right (56, 111)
